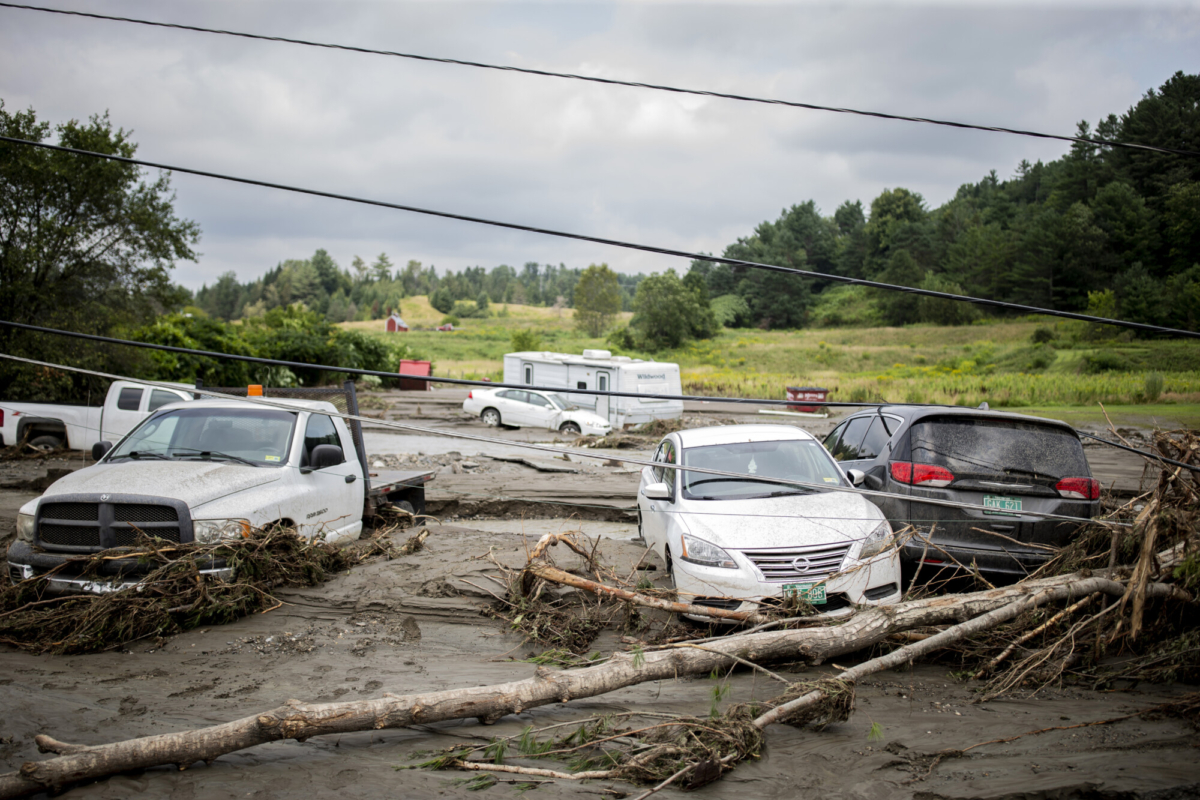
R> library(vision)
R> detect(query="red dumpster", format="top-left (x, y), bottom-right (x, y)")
top-left (786, 386), bottom-right (829, 413)
top-left (398, 359), bottom-right (432, 391)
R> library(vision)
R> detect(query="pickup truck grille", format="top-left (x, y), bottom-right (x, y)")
top-left (35, 497), bottom-right (190, 552)
top-left (739, 542), bottom-right (852, 582)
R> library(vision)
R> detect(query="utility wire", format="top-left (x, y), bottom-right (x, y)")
top-left (2, 136), bottom-right (1198, 340)
top-left (2, 2), bottom-right (1197, 159)
top-left (3, 319), bottom-right (1195, 474)
top-left (0, 352), bottom-right (1122, 528)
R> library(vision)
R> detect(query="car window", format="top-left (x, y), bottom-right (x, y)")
top-left (857, 416), bottom-right (892, 461)
top-left (661, 440), bottom-right (677, 491)
top-left (499, 390), bottom-right (529, 403)
top-left (304, 414), bottom-right (344, 466)
top-left (831, 416), bottom-right (872, 461)
top-left (527, 393), bottom-right (552, 408)
top-left (822, 422), bottom-right (847, 454)
top-left (117, 387), bottom-right (143, 411)
top-left (882, 415), bottom-right (902, 435)
top-left (909, 417), bottom-right (1089, 481)
top-left (651, 442), bottom-right (666, 483)
top-left (147, 389), bottom-right (183, 413)
top-left (682, 439), bottom-right (845, 500)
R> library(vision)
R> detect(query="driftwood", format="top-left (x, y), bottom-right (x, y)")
top-left (2, 570), bottom-right (1189, 799)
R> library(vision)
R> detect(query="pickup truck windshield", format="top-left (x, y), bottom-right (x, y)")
top-left (109, 408), bottom-right (298, 467)
top-left (682, 439), bottom-right (846, 500)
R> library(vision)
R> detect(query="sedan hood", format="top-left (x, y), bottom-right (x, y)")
top-left (678, 491), bottom-right (886, 550)
top-left (43, 461), bottom-right (283, 508)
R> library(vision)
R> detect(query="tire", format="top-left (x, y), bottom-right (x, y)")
top-left (481, 408), bottom-right (501, 427)
top-left (28, 435), bottom-right (64, 453)
top-left (559, 422), bottom-right (582, 436)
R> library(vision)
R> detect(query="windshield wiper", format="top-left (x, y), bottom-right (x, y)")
top-left (109, 450), bottom-right (171, 461)
top-left (173, 450), bottom-right (259, 467)
top-left (687, 477), bottom-right (778, 488)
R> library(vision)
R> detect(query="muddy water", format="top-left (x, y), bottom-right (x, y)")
top-left (2, 524), bottom-right (1197, 799)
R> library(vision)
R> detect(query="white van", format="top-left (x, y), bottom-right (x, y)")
top-left (502, 349), bottom-right (683, 428)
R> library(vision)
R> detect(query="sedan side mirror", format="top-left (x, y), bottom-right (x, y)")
top-left (304, 444), bottom-right (344, 472)
top-left (642, 482), bottom-right (671, 500)
top-left (92, 441), bottom-right (113, 461)
top-left (847, 469), bottom-right (866, 487)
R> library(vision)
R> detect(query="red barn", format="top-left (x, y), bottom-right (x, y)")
top-left (385, 312), bottom-right (408, 332)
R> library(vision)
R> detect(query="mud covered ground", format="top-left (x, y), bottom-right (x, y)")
top-left (2, 400), bottom-right (1192, 798)
top-left (2, 524), bottom-right (1199, 799)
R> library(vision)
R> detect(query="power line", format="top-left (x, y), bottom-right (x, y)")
top-left (2, 2), bottom-right (1196, 159)
top-left (3, 319), bottom-right (1196, 475)
top-left (2, 135), bottom-right (1198, 340)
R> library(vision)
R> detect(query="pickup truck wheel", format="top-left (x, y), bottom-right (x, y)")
top-left (481, 408), bottom-right (501, 427)
top-left (559, 422), bottom-right (582, 436)
top-left (28, 435), bottom-right (64, 453)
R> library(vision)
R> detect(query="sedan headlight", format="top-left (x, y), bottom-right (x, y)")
top-left (17, 513), bottom-right (35, 543)
top-left (680, 534), bottom-right (737, 569)
top-left (859, 521), bottom-right (894, 559)
top-left (193, 519), bottom-right (252, 544)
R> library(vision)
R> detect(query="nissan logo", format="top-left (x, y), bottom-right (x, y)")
top-left (790, 555), bottom-right (813, 575)
top-left (100, 494), bottom-right (111, 502)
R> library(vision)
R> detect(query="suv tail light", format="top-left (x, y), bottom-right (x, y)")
top-left (890, 461), bottom-right (955, 488)
top-left (1055, 477), bottom-right (1100, 501)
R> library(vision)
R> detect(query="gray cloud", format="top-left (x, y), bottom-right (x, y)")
top-left (1, 1), bottom-right (1195, 289)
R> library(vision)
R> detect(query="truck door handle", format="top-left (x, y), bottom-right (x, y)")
top-left (345, 474), bottom-right (357, 484)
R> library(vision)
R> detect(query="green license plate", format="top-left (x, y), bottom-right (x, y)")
top-left (983, 495), bottom-right (1023, 516)
top-left (783, 583), bottom-right (827, 604)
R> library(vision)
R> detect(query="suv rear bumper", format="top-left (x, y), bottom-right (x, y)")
top-left (901, 539), bottom-right (1051, 578)
top-left (7, 540), bottom-right (233, 594)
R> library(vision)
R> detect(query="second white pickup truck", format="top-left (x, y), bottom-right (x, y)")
top-left (7, 394), bottom-right (434, 594)
top-left (1, 380), bottom-right (194, 452)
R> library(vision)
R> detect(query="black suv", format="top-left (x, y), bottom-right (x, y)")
top-left (822, 406), bottom-right (1100, 578)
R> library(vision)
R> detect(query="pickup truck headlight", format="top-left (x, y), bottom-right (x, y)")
top-left (859, 521), bottom-right (894, 559)
top-left (680, 534), bottom-right (737, 569)
top-left (17, 513), bottom-right (35, 543)
top-left (193, 519), bottom-right (252, 544)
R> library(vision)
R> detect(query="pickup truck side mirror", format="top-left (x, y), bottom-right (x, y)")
top-left (642, 482), bottom-right (671, 500)
top-left (303, 444), bottom-right (344, 473)
top-left (92, 441), bottom-right (113, 461)
top-left (846, 469), bottom-right (866, 487)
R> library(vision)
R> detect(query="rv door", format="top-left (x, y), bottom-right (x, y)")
top-left (595, 371), bottom-right (611, 422)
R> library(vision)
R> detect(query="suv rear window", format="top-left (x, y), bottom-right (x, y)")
top-left (909, 417), bottom-right (1088, 481)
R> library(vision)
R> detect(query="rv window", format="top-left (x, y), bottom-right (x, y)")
top-left (598, 374), bottom-right (608, 391)
top-left (523, 365), bottom-right (533, 384)
top-left (577, 381), bottom-right (587, 390)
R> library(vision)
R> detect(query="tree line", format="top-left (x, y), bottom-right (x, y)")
top-left (193, 255), bottom-right (647, 324)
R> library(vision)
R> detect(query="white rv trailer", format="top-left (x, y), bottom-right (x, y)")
top-left (502, 349), bottom-right (683, 428)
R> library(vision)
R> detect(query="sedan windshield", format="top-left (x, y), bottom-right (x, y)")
top-left (545, 393), bottom-right (570, 410)
top-left (108, 407), bottom-right (297, 467)
top-left (681, 439), bottom-right (846, 500)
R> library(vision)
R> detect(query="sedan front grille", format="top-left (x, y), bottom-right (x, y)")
top-left (739, 543), bottom-right (852, 582)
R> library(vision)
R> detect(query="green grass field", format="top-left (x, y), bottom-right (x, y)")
top-left (342, 299), bottom-right (1200, 424)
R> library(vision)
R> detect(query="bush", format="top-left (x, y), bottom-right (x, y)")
top-left (1031, 326), bottom-right (1056, 344)
top-left (711, 294), bottom-right (753, 328)
top-left (1145, 372), bottom-right (1165, 402)
top-left (429, 288), bottom-right (455, 314)
top-left (511, 329), bottom-right (544, 352)
top-left (358, 374), bottom-right (383, 391)
top-left (440, 315), bottom-right (460, 326)
top-left (1079, 350), bottom-right (1133, 374)
top-left (606, 326), bottom-right (638, 351)
top-left (451, 300), bottom-right (488, 319)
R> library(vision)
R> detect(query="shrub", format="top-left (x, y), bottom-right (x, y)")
top-left (429, 288), bottom-right (454, 314)
top-left (1145, 372), bottom-right (1164, 402)
top-left (1031, 326), bottom-right (1056, 344)
top-left (511, 329), bottom-right (543, 352)
top-left (1079, 350), bottom-right (1133, 374)
top-left (440, 315), bottom-right (459, 326)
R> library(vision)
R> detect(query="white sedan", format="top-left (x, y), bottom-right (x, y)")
top-left (463, 387), bottom-right (613, 436)
top-left (637, 425), bottom-right (901, 617)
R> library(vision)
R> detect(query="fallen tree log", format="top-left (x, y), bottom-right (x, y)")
top-left (0, 572), bottom-right (1189, 799)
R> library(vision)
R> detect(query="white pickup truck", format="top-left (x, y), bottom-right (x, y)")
top-left (0, 380), bottom-right (194, 452)
top-left (7, 395), bottom-right (434, 593)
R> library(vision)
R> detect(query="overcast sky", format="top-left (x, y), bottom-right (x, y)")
top-left (2, 1), bottom-right (1197, 290)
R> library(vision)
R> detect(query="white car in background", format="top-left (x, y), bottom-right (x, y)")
top-left (463, 387), bottom-right (613, 436)
top-left (637, 425), bottom-right (901, 618)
